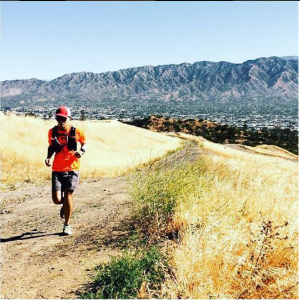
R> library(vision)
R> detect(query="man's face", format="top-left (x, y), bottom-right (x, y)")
top-left (56, 116), bottom-right (69, 131)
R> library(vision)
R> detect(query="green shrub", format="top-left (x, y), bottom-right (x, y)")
top-left (81, 247), bottom-right (165, 299)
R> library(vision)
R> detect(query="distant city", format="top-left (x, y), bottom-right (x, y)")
top-left (2, 99), bottom-right (298, 132)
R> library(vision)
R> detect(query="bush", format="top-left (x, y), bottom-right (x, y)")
top-left (81, 247), bottom-right (165, 299)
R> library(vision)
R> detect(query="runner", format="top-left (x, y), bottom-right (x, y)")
top-left (45, 106), bottom-right (86, 235)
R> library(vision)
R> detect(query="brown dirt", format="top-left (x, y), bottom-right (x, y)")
top-left (1, 177), bottom-right (133, 299)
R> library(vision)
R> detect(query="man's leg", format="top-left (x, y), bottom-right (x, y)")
top-left (63, 171), bottom-right (79, 225)
top-left (62, 171), bottom-right (79, 235)
top-left (63, 190), bottom-right (74, 226)
top-left (52, 191), bottom-right (64, 205)
top-left (52, 172), bottom-right (64, 205)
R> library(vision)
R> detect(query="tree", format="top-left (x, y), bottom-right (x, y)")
top-left (25, 112), bottom-right (36, 117)
top-left (80, 110), bottom-right (86, 121)
top-left (4, 107), bottom-right (11, 114)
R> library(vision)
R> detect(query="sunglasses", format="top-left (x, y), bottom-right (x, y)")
top-left (56, 116), bottom-right (67, 122)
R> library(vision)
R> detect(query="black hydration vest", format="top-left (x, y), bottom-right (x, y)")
top-left (51, 126), bottom-right (77, 153)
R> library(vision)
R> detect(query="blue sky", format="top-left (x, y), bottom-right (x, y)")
top-left (1, 1), bottom-right (298, 81)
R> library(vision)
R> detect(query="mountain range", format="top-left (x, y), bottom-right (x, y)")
top-left (1, 56), bottom-right (298, 115)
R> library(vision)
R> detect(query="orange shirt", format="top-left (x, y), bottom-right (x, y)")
top-left (48, 125), bottom-right (86, 172)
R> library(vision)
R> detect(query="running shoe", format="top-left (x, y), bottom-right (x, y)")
top-left (63, 224), bottom-right (72, 235)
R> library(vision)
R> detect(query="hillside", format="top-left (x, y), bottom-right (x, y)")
top-left (0, 115), bottom-right (181, 189)
top-left (1, 57), bottom-right (298, 116)
top-left (1, 130), bottom-right (298, 299)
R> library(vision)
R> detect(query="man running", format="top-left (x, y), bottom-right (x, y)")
top-left (45, 106), bottom-right (86, 235)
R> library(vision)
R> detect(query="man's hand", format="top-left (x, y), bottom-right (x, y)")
top-left (46, 146), bottom-right (55, 167)
top-left (74, 148), bottom-right (85, 158)
top-left (45, 158), bottom-right (51, 167)
top-left (74, 151), bottom-right (82, 158)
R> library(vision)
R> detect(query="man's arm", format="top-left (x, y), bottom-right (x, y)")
top-left (45, 145), bottom-right (55, 167)
top-left (74, 128), bottom-right (87, 158)
top-left (80, 143), bottom-right (86, 154)
top-left (74, 143), bottom-right (87, 158)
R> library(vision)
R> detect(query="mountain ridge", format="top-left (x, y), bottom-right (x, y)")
top-left (2, 55), bottom-right (297, 83)
top-left (1, 56), bottom-right (298, 116)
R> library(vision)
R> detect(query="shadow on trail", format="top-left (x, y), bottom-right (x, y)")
top-left (0, 231), bottom-right (65, 243)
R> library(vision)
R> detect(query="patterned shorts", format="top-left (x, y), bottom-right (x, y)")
top-left (52, 171), bottom-right (80, 193)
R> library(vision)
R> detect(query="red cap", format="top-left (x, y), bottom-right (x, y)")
top-left (55, 106), bottom-right (71, 118)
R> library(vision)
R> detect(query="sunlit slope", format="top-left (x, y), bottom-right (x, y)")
top-left (1, 115), bottom-right (181, 186)
top-left (242, 144), bottom-right (298, 159)
top-left (147, 132), bottom-right (298, 298)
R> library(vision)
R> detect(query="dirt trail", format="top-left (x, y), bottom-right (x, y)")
top-left (1, 177), bottom-right (133, 299)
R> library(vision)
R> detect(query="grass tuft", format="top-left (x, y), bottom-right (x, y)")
top-left (129, 144), bottom-right (207, 241)
top-left (80, 247), bottom-right (166, 299)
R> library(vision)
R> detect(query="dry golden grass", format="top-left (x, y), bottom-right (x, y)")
top-left (0, 114), bottom-right (181, 188)
top-left (242, 144), bottom-right (299, 159)
top-left (159, 137), bottom-right (298, 299)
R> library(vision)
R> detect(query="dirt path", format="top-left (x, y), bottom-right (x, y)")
top-left (1, 177), bottom-right (133, 299)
